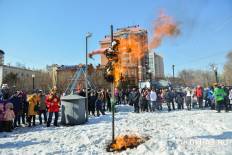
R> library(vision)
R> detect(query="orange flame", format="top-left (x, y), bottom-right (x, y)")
top-left (150, 10), bottom-right (180, 49)
top-left (113, 32), bottom-right (148, 86)
top-left (110, 135), bottom-right (144, 151)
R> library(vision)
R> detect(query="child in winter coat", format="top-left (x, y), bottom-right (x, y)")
top-left (0, 104), bottom-right (5, 132)
top-left (3, 102), bottom-right (15, 132)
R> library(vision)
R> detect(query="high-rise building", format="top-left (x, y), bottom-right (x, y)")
top-left (148, 51), bottom-right (164, 79)
top-left (0, 49), bottom-right (5, 65)
top-left (154, 53), bottom-right (164, 78)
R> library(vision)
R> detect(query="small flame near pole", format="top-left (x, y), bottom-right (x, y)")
top-left (107, 134), bottom-right (150, 152)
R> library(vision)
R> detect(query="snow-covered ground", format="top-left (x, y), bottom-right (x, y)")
top-left (1, 105), bottom-right (232, 155)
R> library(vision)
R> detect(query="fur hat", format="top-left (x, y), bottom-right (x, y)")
top-left (5, 102), bottom-right (13, 109)
top-left (213, 83), bottom-right (218, 87)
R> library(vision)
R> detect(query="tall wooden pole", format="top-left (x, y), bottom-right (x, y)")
top-left (111, 25), bottom-right (115, 143)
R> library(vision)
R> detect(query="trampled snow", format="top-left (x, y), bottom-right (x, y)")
top-left (1, 105), bottom-right (232, 155)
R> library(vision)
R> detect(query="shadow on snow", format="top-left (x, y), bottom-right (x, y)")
top-left (193, 131), bottom-right (232, 140)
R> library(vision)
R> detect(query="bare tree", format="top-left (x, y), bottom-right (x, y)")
top-left (178, 69), bottom-right (214, 87)
top-left (223, 51), bottom-right (232, 85)
top-left (178, 69), bottom-right (194, 86)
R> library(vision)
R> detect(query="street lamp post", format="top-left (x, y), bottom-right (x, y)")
top-left (213, 66), bottom-right (218, 83)
top-left (32, 74), bottom-right (35, 92)
top-left (172, 65), bottom-right (175, 79)
top-left (85, 32), bottom-right (92, 122)
top-left (172, 65), bottom-right (175, 85)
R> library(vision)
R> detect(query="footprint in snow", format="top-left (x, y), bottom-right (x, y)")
top-left (167, 140), bottom-right (177, 150)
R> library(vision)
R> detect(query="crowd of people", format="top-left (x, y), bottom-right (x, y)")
top-left (1, 82), bottom-right (232, 132)
top-left (85, 83), bottom-right (232, 115)
top-left (0, 85), bottom-right (60, 132)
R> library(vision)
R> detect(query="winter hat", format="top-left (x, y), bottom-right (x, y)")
top-left (5, 102), bottom-right (13, 110)
top-left (2, 84), bottom-right (8, 89)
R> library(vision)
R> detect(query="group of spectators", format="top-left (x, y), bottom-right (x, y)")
top-left (0, 85), bottom-right (60, 132)
top-left (79, 83), bottom-right (232, 117)
top-left (1, 82), bottom-right (232, 132)
top-left (107, 83), bottom-right (232, 113)
top-left (77, 89), bottom-right (111, 117)
top-left (185, 83), bottom-right (232, 112)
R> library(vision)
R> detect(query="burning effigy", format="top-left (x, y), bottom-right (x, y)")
top-left (89, 26), bottom-right (148, 87)
top-left (89, 39), bottom-right (120, 83)
top-left (107, 134), bottom-right (150, 152)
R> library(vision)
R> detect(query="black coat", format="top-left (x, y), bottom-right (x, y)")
top-left (89, 95), bottom-right (97, 108)
top-left (130, 91), bottom-right (140, 105)
top-left (9, 95), bottom-right (21, 114)
top-left (165, 91), bottom-right (175, 102)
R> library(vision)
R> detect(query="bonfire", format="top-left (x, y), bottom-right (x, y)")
top-left (107, 134), bottom-right (149, 152)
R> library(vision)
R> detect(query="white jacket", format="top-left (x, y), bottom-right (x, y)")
top-left (229, 90), bottom-right (232, 100)
top-left (186, 90), bottom-right (192, 97)
top-left (150, 91), bottom-right (157, 101)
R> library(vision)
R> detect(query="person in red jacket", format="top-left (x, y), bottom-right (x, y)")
top-left (46, 86), bottom-right (60, 127)
top-left (196, 85), bottom-right (204, 109)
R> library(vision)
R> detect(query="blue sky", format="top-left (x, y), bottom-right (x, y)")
top-left (0, 0), bottom-right (232, 75)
